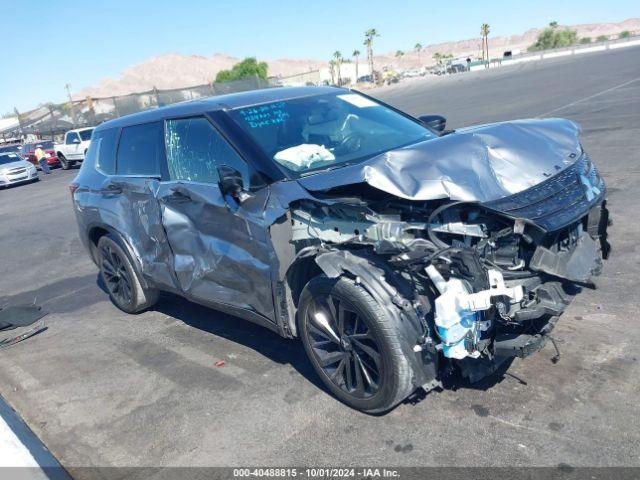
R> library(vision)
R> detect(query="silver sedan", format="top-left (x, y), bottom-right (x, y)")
top-left (0, 152), bottom-right (39, 188)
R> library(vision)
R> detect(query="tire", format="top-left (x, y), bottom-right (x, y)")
top-left (97, 235), bottom-right (159, 314)
top-left (58, 153), bottom-right (69, 170)
top-left (298, 275), bottom-right (414, 413)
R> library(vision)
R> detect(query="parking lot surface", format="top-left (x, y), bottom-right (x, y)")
top-left (1, 46), bottom-right (639, 474)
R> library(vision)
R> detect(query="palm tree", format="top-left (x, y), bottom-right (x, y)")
top-left (352, 49), bottom-right (361, 82)
top-left (333, 51), bottom-right (343, 85)
top-left (364, 28), bottom-right (379, 83)
top-left (415, 42), bottom-right (423, 65)
top-left (480, 23), bottom-right (490, 66)
top-left (328, 60), bottom-right (336, 85)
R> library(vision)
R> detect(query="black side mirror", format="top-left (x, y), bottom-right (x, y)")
top-left (218, 164), bottom-right (243, 196)
top-left (418, 114), bottom-right (447, 133)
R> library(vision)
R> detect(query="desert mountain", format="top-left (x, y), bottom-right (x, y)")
top-left (74, 18), bottom-right (639, 99)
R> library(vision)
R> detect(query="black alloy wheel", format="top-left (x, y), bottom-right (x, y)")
top-left (299, 276), bottom-right (415, 413)
top-left (305, 293), bottom-right (383, 398)
top-left (100, 242), bottom-right (133, 307)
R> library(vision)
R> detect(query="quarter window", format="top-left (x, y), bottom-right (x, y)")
top-left (86, 128), bottom-right (119, 174)
top-left (165, 117), bottom-right (249, 185)
top-left (116, 122), bottom-right (164, 176)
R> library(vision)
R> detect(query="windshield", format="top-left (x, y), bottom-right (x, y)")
top-left (228, 92), bottom-right (437, 176)
top-left (0, 153), bottom-right (23, 165)
top-left (79, 129), bottom-right (94, 141)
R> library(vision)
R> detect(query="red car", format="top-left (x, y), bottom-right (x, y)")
top-left (20, 141), bottom-right (60, 169)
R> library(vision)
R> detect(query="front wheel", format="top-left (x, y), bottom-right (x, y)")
top-left (298, 276), bottom-right (414, 413)
top-left (97, 235), bottom-right (159, 314)
top-left (58, 153), bottom-right (69, 170)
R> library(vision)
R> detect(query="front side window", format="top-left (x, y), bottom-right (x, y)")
top-left (66, 132), bottom-right (79, 144)
top-left (116, 122), bottom-right (164, 176)
top-left (165, 116), bottom-right (249, 185)
top-left (228, 92), bottom-right (437, 176)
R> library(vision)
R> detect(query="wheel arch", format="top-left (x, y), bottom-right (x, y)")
top-left (312, 249), bottom-right (439, 390)
top-left (86, 223), bottom-right (152, 290)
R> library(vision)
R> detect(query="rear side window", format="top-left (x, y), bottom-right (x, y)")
top-left (79, 129), bottom-right (94, 141)
top-left (87, 128), bottom-right (119, 174)
top-left (165, 116), bottom-right (249, 185)
top-left (116, 122), bottom-right (164, 176)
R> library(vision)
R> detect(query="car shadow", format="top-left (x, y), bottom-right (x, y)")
top-left (149, 291), bottom-right (327, 392)
top-left (97, 276), bottom-right (534, 412)
top-left (402, 357), bottom-right (519, 407)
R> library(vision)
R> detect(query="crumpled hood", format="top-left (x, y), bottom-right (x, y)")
top-left (297, 118), bottom-right (582, 203)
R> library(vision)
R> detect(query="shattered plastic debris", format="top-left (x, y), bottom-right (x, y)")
top-left (0, 304), bottom-right (48, 349)
top-left (214, 360), bottom-right (226, 367)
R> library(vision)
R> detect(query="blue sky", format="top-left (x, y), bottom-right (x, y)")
top-left (1, 0), bottom-right (637, 113)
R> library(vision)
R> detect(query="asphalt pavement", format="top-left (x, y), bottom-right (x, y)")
top-left (1, 46), bottom-right (639, 476)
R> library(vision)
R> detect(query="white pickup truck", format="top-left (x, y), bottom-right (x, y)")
top-left (55, 127), bottom-right (94, 170)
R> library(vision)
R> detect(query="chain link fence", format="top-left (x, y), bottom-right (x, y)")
top-left (5, 76), bottom-right (272, 140)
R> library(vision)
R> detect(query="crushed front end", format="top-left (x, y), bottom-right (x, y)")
top-left (291, 153), bottom-right (610, 386)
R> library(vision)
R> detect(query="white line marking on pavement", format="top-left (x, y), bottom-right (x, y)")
top-left (0, 396), bottom-right (71, 479)
top-left (539, 76), bottom-right (640, 117)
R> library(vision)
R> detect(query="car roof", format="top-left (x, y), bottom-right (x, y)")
top-left (68, 127), bottom-right (95, 133)
top-left (95, 86), bottom-right (344, 132)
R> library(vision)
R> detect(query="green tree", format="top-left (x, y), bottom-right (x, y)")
top-left (364, 28), bottom-right (380, 83)
top-left (619, 30), bottom-right (631, 39)
top-left (528, 25), bottom-right (578, 51)
top-left (395, 50), bottom-right (404, 59)
top-left (414, 42), bottom-right (423, 64)
top-left (579, 37), bottom-right (592, 44)
top-left (432, 52), bottom-right (443, 67)
top-left (352, 50), bottom-right (361, 82)
top-left (596, 35), bottom-right (609, 42)
top-left (549, 21), bottom-right (559, 28)
top-left (215, 57), bottom-right (268, 83)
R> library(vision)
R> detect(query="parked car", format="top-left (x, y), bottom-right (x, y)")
top-left (71, 86), bottom-right (609, 413)
top-left (20, 141), bottom-right (60, 169)
top-left (0, 151), bottom-right (38, 188)
top-left (55, 127), bottom-right (94, 169)
top-left (0, 143), bottom-right (22, 154)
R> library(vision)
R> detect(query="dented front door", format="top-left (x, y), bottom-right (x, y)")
top-left (156, 116), bottom-right (276, 321)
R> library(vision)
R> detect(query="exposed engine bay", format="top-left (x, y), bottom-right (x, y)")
top-left (288, 154), bottom-right (610, 385)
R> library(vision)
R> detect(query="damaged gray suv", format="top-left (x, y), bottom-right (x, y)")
top-left (71, 86), bottom-right (610, 413)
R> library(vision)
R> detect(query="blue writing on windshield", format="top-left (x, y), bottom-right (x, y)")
top-left (238, 102), bottom-right (290, 128)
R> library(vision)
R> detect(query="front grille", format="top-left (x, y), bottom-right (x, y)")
top-left (8, 167), bottom-right (27, 175)
top-left (483, 156), bottom-right (603, 231)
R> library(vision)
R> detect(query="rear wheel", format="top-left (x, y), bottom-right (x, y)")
top-left (299, 276), bottom-right (414, 413)
top-left (97, 235), bottom-right (159, 314)
top-left (58, 153), bottom-right (69, 170)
